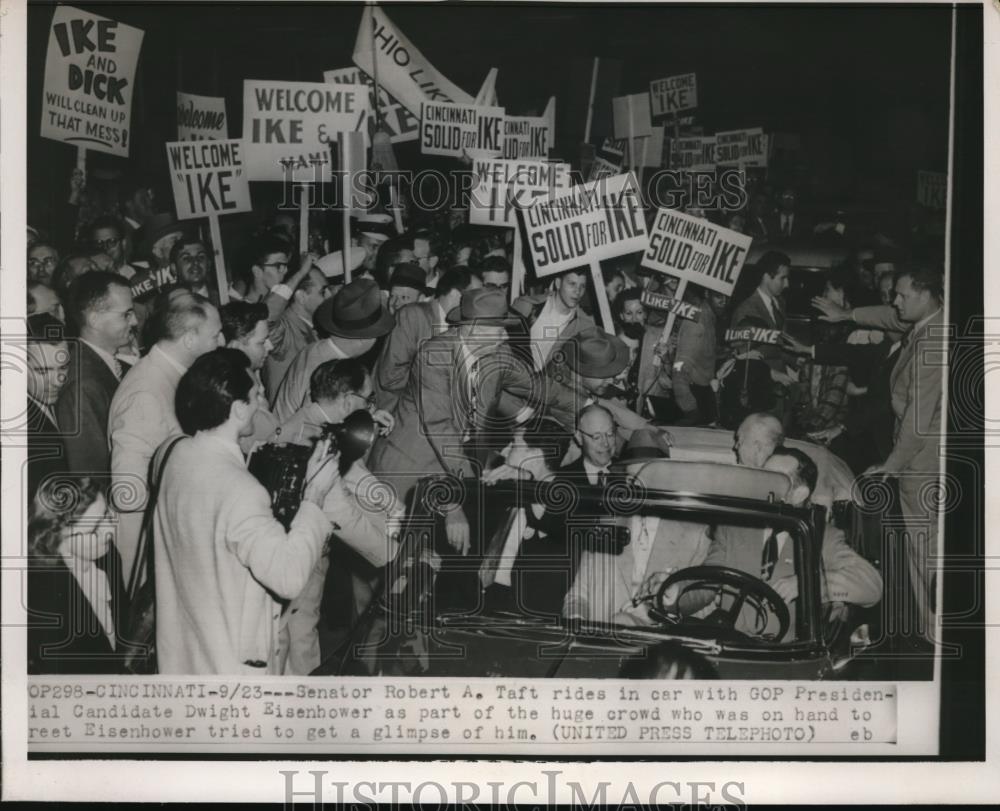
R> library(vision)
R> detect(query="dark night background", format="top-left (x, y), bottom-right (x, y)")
top-left (26, 2), bottom-right (953, 231)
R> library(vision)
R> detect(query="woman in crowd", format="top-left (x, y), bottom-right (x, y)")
top-left (610, 288), bottom-right (672, 416)
top-left (27, 476), bottom-right (129, 675)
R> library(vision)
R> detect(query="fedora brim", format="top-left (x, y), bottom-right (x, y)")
top-left (573, 340), bottom-right (631, 379)
top-left (320, 307), bottom-right (396, 339)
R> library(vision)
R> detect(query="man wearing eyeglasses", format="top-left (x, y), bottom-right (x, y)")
top-left (229, 234), bottom-right (317, 323)
top-left (561, 403), bottom-right (617, 485)
top-left (88, 217), bottom-right (134, 276)
top-left (27, 242), bottom-right (60, 286)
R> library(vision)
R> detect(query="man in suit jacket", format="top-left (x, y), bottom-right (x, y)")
top-left (511, 268), bottom-right (595, 373)
top-left (730, 250), bottom-right (794, 379)
top-left (271, 279), bottom-right (394, 422)
top-left (766, 188), bottom-right (811, 243)
top-left (563, 430), bottom-right (711, 624)
top-left (26, 315), bottom-right (71, 503)
top-left (374, 267), bottom-right (478, 414)
top-left (170, 237), bottom-right (221, 306)
top-left (153, 349), bottom-right (339, 675)
top-left (262, 266), bottom-right (326, 397)
top-left (108, 290), bottom-right (223, 578)
top-left (368, 288), bottom-right (536, 507)
top-left (56, 272), bottom-right (138, 476)
top-left (681, 448), bottom-right (882, 640)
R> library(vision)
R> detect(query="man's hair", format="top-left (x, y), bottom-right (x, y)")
top-left (67, 271), bottom-right (129, 330)
top-left (577, 402), bottom-right (616, 428)
top-left (742, 411), bottom-right (784, 448)
top-left (169, 237), bottom-right (210, 268)
top-left (559, 267), bottom-right (589, 282)
top-left (87, 215), bottom-right (125, 239)
top-left (220, 300), bottom-right (268, 343)
top-left (480, 255), bottom-right (511, 277)
top-left (28, 240), bottom-right (59, 257)
top-left (520, 415), bottom-right (573, 472)
top-left (435, 267), bottom-right (474, 299)
top-left (176, 348), bottom-right (254, 434)
top-left (249, 233), bottom-right (291, 270)
top-left (769, 446), bottom-right (818, 496)
top-left (26, 312), bottom-right (66, 344)
top-left (146, 288), bottom-right (213, 344)
top-left (612, 287), bottom-right (643, 323)
top-left (900, 266), bottom-right (944, 301)
top-left (309, 358), bottom-right (367, 404)
top-left (757, 250), bottom-right (791, 279)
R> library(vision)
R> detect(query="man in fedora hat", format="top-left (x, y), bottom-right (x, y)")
top-left (563, 430), bottom-right (711, 627)
top-left (271, 278), bottom-right (395, 422)
top-left (373, 267), bottom-right (481, 414)
top-left (368, 287), bottom-right (537, 509)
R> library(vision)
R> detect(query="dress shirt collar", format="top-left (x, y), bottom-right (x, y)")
top-left (911, 307), bottom-right (942, 337)
top-left (583, 458), bottom-right (610, 485)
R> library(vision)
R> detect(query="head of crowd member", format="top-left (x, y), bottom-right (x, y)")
top-left (358, 231), bottom-right (389, 271)
top-left (756, 250), bottom-right (791, 300)
top-left (553, 268), bottom-right (588, 312)
top-left (435, 267), bottom-right (480, 316)
top-left (387, 263), bottom-right (429, 314)
top-left (764, 446), bottom-right (818, 508)
top-left (374, 235), bottom-right (416, 290)
top-left (221, 301), bottom-right (273, 372)
top-left (245, 233), bottom-right (292, 297)
top-left (726, 212), bottom-right (747, 234)
top-left (312, 278), bottom-right (394, 356)
top-left (140, 215), bottom-right (188, 270)
top-left (51, 252), bottom-right (98, 298)
top-left (151, 288), bottom-right (224, 365)
top-left (604, 267), bottom-right (626, 303)
top-left (733, 412), bottom-right (784, 468)
top-left (575, 403), bottom-right (617, 470)
top-left (176, 347), bottom-right (262, 439)
top-left (612, 288), bottom-right (648, 340)
top-left (88, 216), bottom-right (127, 270)
top-left (121, 177), bottom-right (156, 226)
top-left (291, 266), bottom-right (332, 320)
top-left (479, 255), bottom-right (511, 294)
top-left (309, 357), bottom-right (376, 424)
top-left (893, 266), bottom-right (943, 324)
top-left (170, 237), bottom-right (213, 293)
top-left (819, 266), bottom-right (850, 310)
top-left (27, 242), bottom-right (60, 285)
top-left (446, 287), bottom-right (517, 346)
top-left (26, 315), bottom-right (70, 408)
top-left (567, 328), bottom-right (631, 397)
top-left (89, 252), bottom-right (116, 273)
top-left (499, 415), bottom-right (573, 481)
top-left (68, 271), bottom-right (137, 355)
top-left (778, 187), bottom-right (797, 216)
top-left (878, 270), bottom-right (896, 306)
top-left (29, 476), bottom-right (112, 564)
top-left (27, 225), bottom-right (40, 252)
top-left (411, 228), bottom-right (440, 276)
top-left (707, 290), bottom-right (728, 315)
top-left (28, 282), bottom-right (65, 322)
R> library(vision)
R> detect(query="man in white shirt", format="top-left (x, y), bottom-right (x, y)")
top-left (226, 234), bottom-right (317, 323)
top-left (108, 290), bottom-right (224, 577)
top-left (56, 271), bottom-right (138, 476)
top-left (512, 268), bottom-right (594, 372)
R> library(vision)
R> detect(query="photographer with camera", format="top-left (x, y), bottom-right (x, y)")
top-left (269, 358), bottom-right (402, 675)
top-left (152, 349), bottom-right (340, 675)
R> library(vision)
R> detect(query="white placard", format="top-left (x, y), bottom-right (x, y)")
top-left (470, 157), bottom-right (571, 227)
top-left (176, 92), bottom-right (227, 141)
top-left (649, 72), bottom-right (698, 117)
top-left (165, 139), bottom-right (252, 220)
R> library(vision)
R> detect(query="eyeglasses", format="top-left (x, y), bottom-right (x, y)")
top-left (93, 237), bottom-right (121, 251)
top-left (261, 261), bottom-right (289, 271)
top-left (350, 391), bottom-right (377, 410)
top-left (578, 429), bottom-right (616, 444)
top-left (28, 256), bottom-right (58, 268)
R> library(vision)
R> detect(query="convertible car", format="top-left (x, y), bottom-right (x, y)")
top-left (318, 457), bottom-right (879, 680)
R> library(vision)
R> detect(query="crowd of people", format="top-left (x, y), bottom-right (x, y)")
top-left (24, 163), bottom-right (944, 676)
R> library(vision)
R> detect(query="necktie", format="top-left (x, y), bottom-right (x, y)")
top-left (463, 356), bottom-right (480, 443)
top-left (783, 215), bottom-right (791, 236)
top-left (113, 358), bottom-right (124, 381)
top-left (597, 469), bottom-right (608, 488)
top-left (761, 530), bottom-right (779, 580)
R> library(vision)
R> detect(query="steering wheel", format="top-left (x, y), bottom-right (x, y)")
top-left (654, 565), bottom-right (791, 643)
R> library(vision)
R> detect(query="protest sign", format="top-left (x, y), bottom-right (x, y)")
top-left (917, 170), bottom-right (947, 209)
top-left (241, 80), bottom-right (370, 182)
top-left (420, 101), bottom-right (504, 158)
top-left (470, 158), bottom-right (571, 227)
top-left (176, 92), bottom-right (227, 141)
top-left (715, 127), bottom-right (767, 168)
top-left (627, 127), bottom-right (665, 169)
top-left (725, 326), bottom-right (781, 345)
top-left (40, 6), bottom-right (144, 158)
top-left (503, 116), bottom-right (551, 159)
top-left (588, 137), bottom-right (627, 180)
top-left (649, 73), bottom-right (698, 118)
top-left (521, 172), bottom-right (648, 328)
top-left (475, 67), bottom-right (499, 106)
top-left (353, 5), bottom-right (473, 117)
top-left (612, 93), bottom-right (653, 141)
top-left (641, 290), bottom-right (700, 321)
top-left (165, 139), bottom-right (252, 220)
top-left (324, 67), bottom-right (419, 143)
top-left (127, 266), bottom-right (176, 303)
top-left (644, 207), bottom-right (752, 297)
